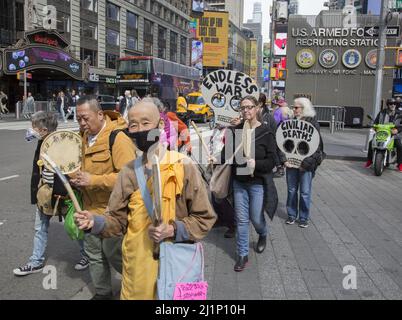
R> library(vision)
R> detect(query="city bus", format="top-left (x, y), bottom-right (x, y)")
top-left (116, 56), bottom-right (201, 110)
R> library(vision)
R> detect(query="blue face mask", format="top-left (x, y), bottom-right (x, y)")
top-left (25, 127), bottom-right (42, 143)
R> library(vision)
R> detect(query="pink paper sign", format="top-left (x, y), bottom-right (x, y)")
top-left (173, 281), bottom-right (208, 300)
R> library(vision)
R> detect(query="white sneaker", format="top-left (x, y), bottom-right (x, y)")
top-left (64, 120), bottom-right (68, 123)
top-left (74, 257), bottom-right (89, 271)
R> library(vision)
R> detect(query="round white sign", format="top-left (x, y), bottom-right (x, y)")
top-left (201, 70), bottom-right (259, 126)
top-left (276, 119), bottom-right (320, 168)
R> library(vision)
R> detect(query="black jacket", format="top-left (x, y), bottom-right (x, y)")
top-left (31, 140), bottom-right (67, 206)
top-left (374, 109), bottom-right (401, 125)
top-left (222, 123), bottom-right (276, 185)
top-left (300, 117), bottom-right (324, 172)
top-left (119, 97), bottom-right (132, 116)
top-left (56, 96), bottom-right (69, 112)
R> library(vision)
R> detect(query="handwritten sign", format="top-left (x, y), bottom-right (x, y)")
top-left (173, 281), bottom-right (208, 300)
top-left (276, 119), bottom-right (320, 168)
top-left (201, 70), bottom-right (259, 126)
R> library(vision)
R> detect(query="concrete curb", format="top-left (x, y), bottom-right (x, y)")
top-left (326, 155), bottom-right (366, 162)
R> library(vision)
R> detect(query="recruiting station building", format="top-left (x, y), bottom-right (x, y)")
top-left (285, 12), bottom-right (398, 126)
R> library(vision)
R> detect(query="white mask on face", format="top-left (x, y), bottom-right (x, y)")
top-left (25, 127), bottom-right (42, 142)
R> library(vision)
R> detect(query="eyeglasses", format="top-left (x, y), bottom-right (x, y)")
top-left (240, 105), bottom-right (256, 111)
top-left (292, 105), bottom-right (303, 109)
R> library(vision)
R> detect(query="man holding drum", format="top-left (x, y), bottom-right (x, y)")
top-left (71, 96), bottom-right (136, 300)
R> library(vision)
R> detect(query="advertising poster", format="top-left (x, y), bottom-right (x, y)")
top-left (274, 33), bottom-right (287, 56)
top-left (191, 40), bottom-right (203, 75)
top-left (192, 0), bottom-right (204, 13)
top-left (196, 11), bottom-right (229, 68)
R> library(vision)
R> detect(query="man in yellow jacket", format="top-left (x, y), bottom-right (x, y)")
top-left (74, 98), bottom-right (216, 300)
top-left (71, 95), bottom-right (135, 300)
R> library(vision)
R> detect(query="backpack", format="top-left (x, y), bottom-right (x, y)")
top-left (109, 129), bottom-right (125, 152)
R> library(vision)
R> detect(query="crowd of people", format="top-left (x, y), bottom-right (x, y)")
top-left (12, 86), bottom-right (402, 300)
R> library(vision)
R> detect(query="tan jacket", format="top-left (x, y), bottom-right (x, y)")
top-left (81, 111), bottom-right (136, 214)
top-left (99, 156), bottom-right (217, 241)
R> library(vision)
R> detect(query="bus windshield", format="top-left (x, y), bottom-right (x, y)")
top-left (117, 59), bottom-right (151, 74)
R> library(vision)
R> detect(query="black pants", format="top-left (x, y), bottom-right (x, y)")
top-left (211, 194), bottom-right (236, 229)
top-left (367, 138), bottom-right (402, 164)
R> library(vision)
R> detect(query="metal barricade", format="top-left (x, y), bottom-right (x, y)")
top-left (314, 105), bottom-right (345, 132)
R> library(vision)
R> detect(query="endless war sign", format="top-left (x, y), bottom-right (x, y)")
top-left (276, 119), bottom-right (320, 168)
top-left (201, 70), bottom-right (259, 126)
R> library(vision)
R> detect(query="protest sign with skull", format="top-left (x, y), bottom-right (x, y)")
top-left (276, 119), bottom-right (320, 168)
top-left (201, 70), bottom-right (259, 126)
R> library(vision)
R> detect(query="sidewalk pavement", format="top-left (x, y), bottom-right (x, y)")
top-left (71, 158), bottom-right (402, 300)
top-left (320, 127), bottom-right (369, 161)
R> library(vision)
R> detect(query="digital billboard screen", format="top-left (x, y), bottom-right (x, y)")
top-left (4, 46), bottom-right (83, 79)
top-left (192, 0), bottom-right (204, 13)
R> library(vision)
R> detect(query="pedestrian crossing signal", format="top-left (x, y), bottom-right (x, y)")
top-left (397, 49), bottom-right (402, 66)
top-left (278, 69), bottom-right (287, 80)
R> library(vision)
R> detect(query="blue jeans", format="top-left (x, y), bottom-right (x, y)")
top-left (286, 168), bottom-right (313, 223)
top-left (28, 208), bottom-right (86, 267)
top-left (233, 180), bottom-right (267, 257)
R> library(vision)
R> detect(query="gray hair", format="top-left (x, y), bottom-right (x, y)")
top-left (141, 97), bottom-right (164, 112)
top-left (294, 97), bottom-right (316, 119)
top-left (31, 111), bottom-right (58, 132)
top-left (77, 95), bottom-right (101, 112)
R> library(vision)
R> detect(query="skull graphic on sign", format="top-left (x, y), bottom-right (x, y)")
top-left (276, 119), bottom-right (320, 168)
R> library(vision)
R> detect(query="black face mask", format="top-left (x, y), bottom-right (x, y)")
top-left (126, 127), bottom-right (160, 153)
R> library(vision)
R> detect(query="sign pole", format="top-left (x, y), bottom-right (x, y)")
top-left (268, 1), bottom-right (276, 102)
top-left (24, 69), bottom-right (27, 115)
top-left (365, 0), bottom-right (389, 153)
top-left (372, 0), bottom-right (389, 118)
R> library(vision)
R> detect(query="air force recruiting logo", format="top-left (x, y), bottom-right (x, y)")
top-left (296, 49), bottom-right (316, 69)
top-left (342, 49), bottom-right (362, 69)
top-left (276, 119), bottom-right (320, 168)
top-left (319, 49), bottom-right (338, 68)
top-left (201, 70), bottom-right (259, 125)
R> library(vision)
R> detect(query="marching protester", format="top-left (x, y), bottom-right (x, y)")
top-left (285, 98), bottom-right (323, 228)
top-left (365, 98), bottom-right (402, 172)
top-left (70, 96), bottom-right (136, 300)
top-left (131, 89), bottom-right (140, 105)
top-left (13, 111), bottom-right (88, 276)
top-left (219, 96), bottom-right (276, 272)
top-left (74, 98), bottom-right (216, 300)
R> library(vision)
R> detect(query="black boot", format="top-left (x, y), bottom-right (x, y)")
top-left (255, 235), bottom-right (267, 254)
top-left (234, 255), bottom-right (248, 272)
top-left (224, 226), bottom-right (236, 238)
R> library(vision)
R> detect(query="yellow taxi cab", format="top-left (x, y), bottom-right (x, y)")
top-left (177, 92), bottom-right (213, 123)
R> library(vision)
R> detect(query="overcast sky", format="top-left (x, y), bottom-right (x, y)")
top-left (243, 0), bottom-right (327, 43)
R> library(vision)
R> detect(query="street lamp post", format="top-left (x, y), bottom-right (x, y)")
top-left (268, 0), bottom-right (276, 101)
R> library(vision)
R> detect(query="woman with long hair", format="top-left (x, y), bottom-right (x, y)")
top-left (285, 98), bottom-right (323, 228)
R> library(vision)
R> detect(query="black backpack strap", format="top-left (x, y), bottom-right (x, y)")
top-left (109, 129), bottom-right (123, 153)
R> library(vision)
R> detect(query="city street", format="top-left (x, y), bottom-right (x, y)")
top-left (1, 123), bottom-right (402, 300)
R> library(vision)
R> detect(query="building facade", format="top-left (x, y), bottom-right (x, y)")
top-left (24, 0), bottom-right (193, 93)
top-left (204, 0), bottom-right (244, 29)
top-left (243, 21), bottom-right (263, 87)
top-left (286, 12), bottom-right (397, 125)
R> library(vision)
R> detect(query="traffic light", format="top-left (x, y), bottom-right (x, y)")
top-left (396, 48), bottom-right (402, 66)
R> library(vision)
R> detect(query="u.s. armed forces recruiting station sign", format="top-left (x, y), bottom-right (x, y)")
top-left (276, 119), bottom-right (320, 168)
top-left (201, 70), bottom-right (259, 126)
